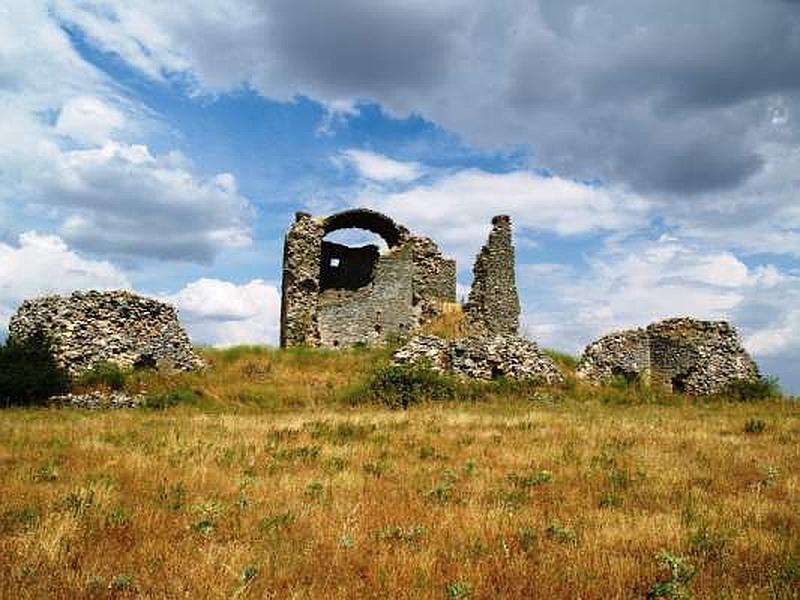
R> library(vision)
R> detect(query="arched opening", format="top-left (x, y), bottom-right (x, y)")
top-left (320, 209), bottom-right (404, 293)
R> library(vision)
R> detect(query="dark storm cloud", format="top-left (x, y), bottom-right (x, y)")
top-left (57, 0), bottom-right (800, 196)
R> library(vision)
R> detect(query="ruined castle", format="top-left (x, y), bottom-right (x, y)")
top-left (6, 207), bottom-right (763, 396)
top-left (279, 208), bottom-right (519, 348)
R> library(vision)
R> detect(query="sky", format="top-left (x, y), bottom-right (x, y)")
top-left (1, 0), bottom-right (798, 392)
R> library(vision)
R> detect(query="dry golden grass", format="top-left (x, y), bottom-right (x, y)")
top-left (0, 347), bottom-right (798, 599)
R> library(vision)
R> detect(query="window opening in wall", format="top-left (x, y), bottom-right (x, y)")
top-left (330, 257), bottom-right (340, 267)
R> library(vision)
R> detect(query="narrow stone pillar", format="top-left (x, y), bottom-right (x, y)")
top-left (279, 212), bottom-right (324, 347)
top-left (464, 215), bottom-right (520, 335)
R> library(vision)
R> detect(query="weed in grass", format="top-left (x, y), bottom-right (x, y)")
top-left (143, 387), bottom-right (203, 409)
top-left (322, 456), bottom-right (349, 474)
top-left (233, 564), bottom-right (259, 598)
top-left (363, 460), bottom-right (390, 477)
top-left (31, 462), bottom-right (58, 482)
top-left (518, 526), bottom-right (537, 552)
top-left (0, 506), bottom-right (40, 534)
top-left (425, 479), bottom-right (455, 504)
top-left (85, 575), bottom-right (104, 593)
top-left (105, 505), bottom-right (131, 528)
top-left (446, 580), bottom-right (473, 599)
top-left (546, 521), bottom-right (577, 544)
top-left (259, 511), bottom-right (295, 533)
top-left (58, 488), bottom-right (95, 517)
top-left (647, 551), bottom-right (696, 599)
top-left (756, 464), bottom-right (780, 489)
top-left (192, 501), bottom-right (224, 536)
top-left (377, 525), bottom-right (426, 545)
top-left (109, 575), bottom-right (135, 591)
top-left (599, 493), bottom-right (624, 508)
top-left (305, 481), bottom-right (326, 502)
top-left (339, 532), bottom-right (355, 548)
top-left (744, 418), bottom-right (767, 434)
top-left (157, 482), bottom-right (186, 511)
top-left (687, 523), bottom-right (731, 561)
top-left (508, 469), bottom-right (553, 488)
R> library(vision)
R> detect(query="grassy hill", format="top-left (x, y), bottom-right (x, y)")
top-left (0, 346), bottom-right (798, 598)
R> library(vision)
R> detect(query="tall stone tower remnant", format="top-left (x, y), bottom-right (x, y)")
top-left (463, 215), bottom-right (520, 335)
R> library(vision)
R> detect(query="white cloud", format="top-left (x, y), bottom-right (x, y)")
top-left (56, 96), bottom-right (125, 145)
top-left (0, 231), bottom-right (130, 330)
top-left (342, 149), bottom-right (422, 182)
top-left (355, 168), bottom-right (650, 262)
top-left (165, 278), bottom-right (281, 346)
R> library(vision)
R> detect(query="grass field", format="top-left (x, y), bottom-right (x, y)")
top-left (0, 347), bottom-right (798, 598)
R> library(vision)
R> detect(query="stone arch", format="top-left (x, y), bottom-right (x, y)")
top-left (323, 208), bottom-right (407, 248)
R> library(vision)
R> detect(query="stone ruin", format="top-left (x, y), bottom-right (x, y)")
top-left (463, 215), bottom-right (520, 336)
top-left (280, 208), bottom-right (523, 348)
top-left (576, 317), bottom-right (760, 394)
top-left (8, 290), bottom-right (204, 377)
top-left (393, 335), bottom-right (564, 383)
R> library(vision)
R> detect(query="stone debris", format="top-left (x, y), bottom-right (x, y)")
top-left (393, 334), bottom-right (564, 383)
top-left (576, 317), bottom-right (760, 394)
top-left (8, 290), bottom-right (204, 377)
top-left (464, 215), bottom-right (520, 336)
top-left (49, 391), bottom-right (145, 410)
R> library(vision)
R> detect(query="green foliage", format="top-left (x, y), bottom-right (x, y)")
top-left (0, 332), bottom-right (69, 406)
top-left (259, 511), bottom-right (295, 533)
top-left (546, 521), bottom-right (577, 544)
top-left (360, 362), bottom-right (460, 408)
top-left (543, 349), bottom-right (579, 370)
top-left (77, 361), bottom-right (126, 391)
top-left (724, 377), bottom-right (781, 402)
top-left (648, 551), bottom-right (696, 599)
top-left (143, 387), bottom-right (202, 409)
top-left (744, 418), bottom-right (766, 434)
top-left (446, 580), bottom-right (473, 599)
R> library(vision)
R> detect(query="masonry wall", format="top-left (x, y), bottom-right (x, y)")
top-left (280, 208), bottom-right (456, 348)
top-left (464, 215), bottom-right (520, 335)
top-left (317, 245), bottom-right (416, 347)
top-left (576, 318), bottom-right (760, 394)
top-left (280, 212), bottom-right (324, 347)
top-left (8, 290), bottom-right (204, 376)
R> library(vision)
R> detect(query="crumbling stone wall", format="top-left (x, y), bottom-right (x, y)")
top-left (8, 290), bottom-right (204, 376)
top-left (576, 317), bottom-right (760, 394)
top-left (318, 245), bottom-right (416, 347)
top-left (393, 334), bottom-right (564, 383)
top-left (464, 215), bottom-right (520, 335)
top-left (280, 208), bottom-right (456, 348)
top-left (280, 212), bottom-right (324, 347)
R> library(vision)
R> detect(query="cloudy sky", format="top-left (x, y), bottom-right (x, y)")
top-left (1, 0), bottom-right (798, 391)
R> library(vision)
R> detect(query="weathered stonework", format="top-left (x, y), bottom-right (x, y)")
top-left (393, 334), bottom-right (564, 383)
top-left (280, 208), bottom-right (456, 348)
top-left (8, 290), bottom-right (204, 376)
top-left (463, 215), bottom-right (520, 335)
top-left (576, 317), bottom-right (760, 394)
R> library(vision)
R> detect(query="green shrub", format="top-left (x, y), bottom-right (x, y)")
top-left (143, 387), bottom-right (202, 409)
top-left (78, 361), bottom-right (126, 391)
top-left (724, 377), bottom-right (781, 402)
top-left (362, 363), bottom-right (460, 408)
top-left (0, 332), bottom-right (69, 406)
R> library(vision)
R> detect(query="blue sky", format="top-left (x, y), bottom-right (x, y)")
top-left (1, 1), bottom-right (798, 392)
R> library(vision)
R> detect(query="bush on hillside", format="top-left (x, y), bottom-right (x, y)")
top-left (724, 377), bottom-right (781, 402)
top-left (0, 332), bottom-right (70, 406)
top-left (359, 363), bottom-right (460, 408)
top-left (77, 361), bottom-right (126, 391)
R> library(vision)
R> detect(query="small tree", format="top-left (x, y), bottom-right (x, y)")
top-left (0, 332), bottom-right (70, 406)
